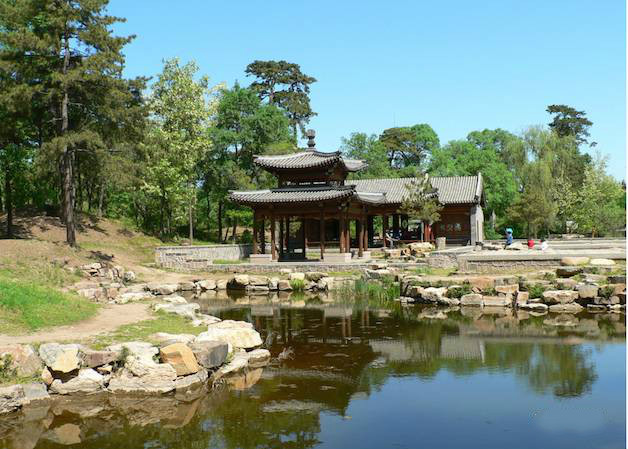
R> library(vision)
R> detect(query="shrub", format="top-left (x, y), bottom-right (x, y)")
top-left (0, 355), bottom-right (16, 381)
top-left (446, 282), bottom-right (472, 299)
top-left (527, 283), bottom-right (547, 299)
top-left (290, 279), bottom-right (306, 292)
top-left (599, 285), bottom-right (615, 300)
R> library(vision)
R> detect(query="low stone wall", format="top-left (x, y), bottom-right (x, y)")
top-left (155, 244), bottom-right (253, 269)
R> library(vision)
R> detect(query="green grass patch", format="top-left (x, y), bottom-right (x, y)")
top-left (290, 278), bottom-right (306, 292)
top-left (0, 279), bottom-right (98, 333)
top-left (90, 311), bottom-right (204, 349)
top-left (333, 278), bottom-right (400, 307)
top-left (526, 283), bottom-right (547, 299)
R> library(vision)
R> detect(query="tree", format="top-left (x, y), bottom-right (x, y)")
top-left (144, 58), bottom-right (219, 242)
top-left (547, 104), bottom-right (595, 146)
top-left (245, 60), bottom-right (316, 139)
top-left (340, 133), bottom-right (395, 179)
top-left (0, 0), bottom-right (142, 246)
top-left (571, 155), bottom-right (626, 237)
top-left (399, 175), bottom-right (443, 240)
top-left (379, 124), bottom-right (439, 171)
top-left (429, 139), bottom-right (517, 219)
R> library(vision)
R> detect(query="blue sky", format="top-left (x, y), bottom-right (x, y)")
top-left (107, 0), bottom-right (626, 180)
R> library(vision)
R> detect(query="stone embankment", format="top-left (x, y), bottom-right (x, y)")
top-left (398, 257), bottom-right (625, 313)
top-left (0, 313), bottom-right (270, 416)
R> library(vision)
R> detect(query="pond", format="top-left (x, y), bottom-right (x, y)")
top-left (1, 294), bottom-right (625, 449)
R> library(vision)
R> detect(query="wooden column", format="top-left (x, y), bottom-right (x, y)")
top-left (252, 213), bottom-right (258, 254)
top-left (362, 214), bottom-right (368, 251)
top-left (319, 210), bottom-right (325, 260)
top-left (357, 217), bottom-right (364, 257)
top-left (339, 215), bottom-right (345, 253)
top-left (367, 215), bottom-right (374, 248)
top-left (301, 217), bottom-right (307, 259)
top-left (279, 218), bottom-right (284, 259)
top-left (345, 214), bottom-right (351, 253)
top-left (393, 214), bottom-right (400, 237)
top-left (286, 217), bottom-right (291, 256)
top-left (270, 215), bottom-right (277, 260)
top-left (382, 214), bottom-right (388, 248)
top-left (260, 216), bottom-right (265, 254)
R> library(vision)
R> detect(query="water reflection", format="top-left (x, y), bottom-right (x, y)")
top-left (0, 293), bottom-right (624, 449)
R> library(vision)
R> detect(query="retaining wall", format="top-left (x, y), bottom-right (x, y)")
top-left (155, 244), bottom-right (253, 269)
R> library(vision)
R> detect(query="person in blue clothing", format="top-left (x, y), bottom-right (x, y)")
top-left (505, 228), bottom-right (513, 247)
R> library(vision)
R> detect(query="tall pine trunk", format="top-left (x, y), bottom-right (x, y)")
top-left (61, 32), bottom-right (76, 246)
top-left (4, 167), bottom-right (12, 238)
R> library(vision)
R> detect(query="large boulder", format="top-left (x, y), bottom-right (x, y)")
top-left (0, 385), bottom-right (24, 414)
top-left (174, 368), bottom-right (208, 392)
top-left (190, 341), bottom-right (228, 369)
top-left (0, 344), bottom-right (42, 377)
top-left (227, 275), bottom-right (250, 289)
top-left (107, 341), bottom-right (158, 363)
top-left (197, 279), bottom-right (217, 291)
top-left (50, 368), bottom-right (105, 395)
top-left (560, 257), bottom-right (590, 266)
top-left (277, 280), bottom-right (292, 291)
top-left (248, 276), bottom-right (269, 286)
top-left (549, 303), bottom-right (584, 313)
top-left (38, 343), bottom-right (81, 373)
top-left (469, 277), bottom-right (495, 292)
top-left (577, 285), bottom-right (599, 300)
top-left (160, 294), bottom-right (188, 304)
top-left (495, 284), bottom-right (518, 295)
top-left (408, 242), bottom-right (434, 254)
top-left (460, 293), bottom-right (483, 306)
top-left (542, 290), bottom-right (579, 304)
top-left (108, 365), bottom-right (177, 394)
top-left (153, 302), bottom-right (200, 320)
top-left (81, 349), bottom-right (118, 368)
top-left (151, 333), bottom-right (197, 346)
top-left (149, 283), bottom-right (179, 295)
top-left (159, 343), bottom-right (200, 376)
top-left (195, 320), bottom-right (262, 351)
top-left (556, 267), bottom-right (582, 278)
top-left (305, 272), bottom-right (327, 282)
top-left (246, 349), bottom-right (271, 368)
top-left (289, 272), bottom-right (305, 281)
top-left (482, 296), bottom-right (512, 307)
top-left (608, 275), bottom-right (626, 284)
top-left (555, 279), bottom-right (577, 290)
top-left (421, 287), bottom-right (448, 303)
top-left (589, 258), bottom-right (616, 266)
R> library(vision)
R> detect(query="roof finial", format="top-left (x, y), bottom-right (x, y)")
top-left (306, 129), bottom-right (316, 150)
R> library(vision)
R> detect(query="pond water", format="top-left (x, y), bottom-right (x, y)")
top-left (1, 294), bottom-right (625, 449)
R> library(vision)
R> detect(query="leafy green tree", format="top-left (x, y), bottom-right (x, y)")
top-left (430, 139), bottom-right (517, 219)
top-left (399, 175), bottom-right (443, 228)
top-left (547, 104), bottom-right (595, 146)
top-left (340, 133), bottom-right (396, 179)
top-left (245, 60), bottom-right (316, 139)
top-left (379, 124), bottom-right (439, 170)
top-left (143, 58), bottom-right (219, 242)
top-left (571, 155), bottom-right (626, 237)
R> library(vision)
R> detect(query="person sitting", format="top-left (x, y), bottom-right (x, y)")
top-left (540, 238), bottom-right (549, 251)
top-left (505, 228), bottom-right (513, 247)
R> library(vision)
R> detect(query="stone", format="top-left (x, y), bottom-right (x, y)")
top-left (516, 291), bottom-right (529, 304)
top-left (370, 262), bottom-right (388, 270)
top-left (228, 275), bottom-right (250, 289)
top-left (555, 278), bottom-right (577, 290)
top-left (160, 294), bottom-right (188, 304)
top-left (123, 270), bottom-right (136, 282)
top-left (460, 293), bottom-right (483, 306)
top-left (38, 343), bottom-right (81, 373)
top-left (305, 272), bottom-right (327, 282)
top-left (160, 343), bottom-right (200, 376)
top-left (279, 268), bottom-right (293, 274)
top-left (577, 284), bottom-right (599, 300)
top-left (214, 352), bottom-right (249, 377)
top-left (216, 279), bottom-right (228, 290)
top-left (469, 277), bottom-right (495, 292)
top-left (195, 320), bottom-right (262, 350)
top-left (583, 274), bottom-right (606, 283)
top-left (190, 314), bottom-right (221, 327)
top-left (560, 256), bottom-right (590, 266)
top-left (495, 284), bottom-right (518, 295)
top-left (41, 367), bottom-right (54, 386)
top-left (197, 279), bottom-right (217, 290)
top-left (542, 290), bottom-right (579, 304)
top-left (556, 267), bottom-right (582, 278)
top-left (608, 275), bottom-right (626, 284)
top-left (107, 341), bottom-right (158, 363)
top-left (43, 423), bottom-right (82, 445)
top-left (549, 303), bottom-right (584, 313)
top-left (115, 291), bottom-right (153, 303)
top-left (248, 275), bottom-right (269, 286)
top-left (152, 333), bottom-right (196, 345)
top-left (518, 303), bottom-right (549, 311)
top-left (153, 302), bottom-right (200, 320)
top-left (21, 382), bottom-right (50, 405)
top-left (505, 242), bottom-right (524, 250)
top-left (482, 296), bottom-right (512, 307)
top-left (0, 385), bottom-right (24, 414)
top-left (50, 368), bottom-right (104, 395)
top-left (364, 269), bottom-right (394, 281)
top-left (408, 242), bottom-right (434, 254)
top-left (383, 249), bottom-right (402, 258)
top-left (289, 272), bottom-right (305, 281)
top-left (277, 280), bottom-right (292, 291)
top-left (174, 368), bottom-right (208, 392)
top-left (108, 359), bottom-right (177, 394)
top-left (421, 287), bottom-right (448, 303)
top-left (318, 277), bottom-right (335, 290)
top-left (190, 341), bottom-right (229, 369)
top-left (268, 277), bottom-right (279, 290)
top-left (178, 281), bottom-right (196, 291)
top-left (245, 349), bottom-right (271, 368)
top-left (594, 296), bottom-right (620, 306)
top-left (149, 283), bottom-right (179, 295)
top-left (0, 344), bottom-right (42, 377)
top-left (589, 258), bottom-right (615, 266)
top-left (81, 349), bottom-right (118, 368)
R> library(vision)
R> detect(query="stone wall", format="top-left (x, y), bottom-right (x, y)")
top-left (155, 245), bottom-right (253, 269)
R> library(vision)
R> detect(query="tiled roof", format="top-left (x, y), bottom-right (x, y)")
top-left (254, 151), bottom-right (366, 172)
top-left (348, 175), bottom-right (483, 205)
top-left (230, 185), bottom-right (386, 205)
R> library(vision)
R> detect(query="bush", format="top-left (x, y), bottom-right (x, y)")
top-left (527, 283), bottom-right (547, 299)
top-left (599, 285), bottom-right (615, 300)
top-left (446, 282), bottom-right (472, 299)
top-left (290, 279), bottom-right (306, 292)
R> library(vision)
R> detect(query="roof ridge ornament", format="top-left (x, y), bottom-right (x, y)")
top-left (306, 129), bottom-right (316, 151)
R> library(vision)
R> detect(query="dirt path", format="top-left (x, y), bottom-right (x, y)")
top-left (0, 303), bottom-right (153, 345)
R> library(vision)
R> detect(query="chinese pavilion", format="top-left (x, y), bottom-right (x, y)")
top-left (230, 131), bottom-right (484, 262)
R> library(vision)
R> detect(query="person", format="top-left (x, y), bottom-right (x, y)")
top-left (505, 228), bottom-right (513, 247)
top-left (540, 238), bottom-right (548, 251)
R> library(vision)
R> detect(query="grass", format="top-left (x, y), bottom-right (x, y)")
top-left (290, 278), bottom-right (306, 292)
top-left (90, 311), bottom-right (204, 349)
top-left (526, 283), bottom-right (547, 299)
top-left (333, 278), bottom-right (400, 307)
top-left (0, 278), bottom-right (98, 333)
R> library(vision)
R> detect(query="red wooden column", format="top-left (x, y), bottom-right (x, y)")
top-left (260, 216), bottom-right (265, 254)
top-left (357, 218), bottom-right (363, 257)
top-left (270, 214), bottom-right (277, 260)
top-left (319, 210), bottom-right (325, 260)
top-left (339, 215), bottom-right (346, 253)
top-left (362, 213), bottom-right (368, 251)
top-left (252, 212), bottom-right (258, 254)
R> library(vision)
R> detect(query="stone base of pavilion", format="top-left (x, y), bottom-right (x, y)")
top-left (249, 251), bottom-right (373, 264)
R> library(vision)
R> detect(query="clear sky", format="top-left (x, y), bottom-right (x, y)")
top-left (107, 0), bottom-right (626, 180)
